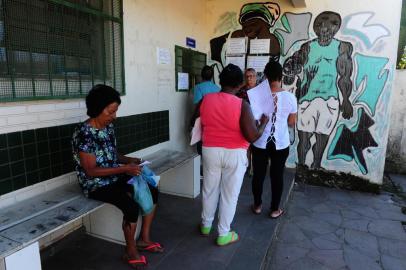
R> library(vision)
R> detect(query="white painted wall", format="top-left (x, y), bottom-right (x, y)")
top-left (0, 100), bottom-right (86, 134)
top-left (386, 70), bottom-right (406, 173)
top-left (120, 0), bottom-right (209, 152)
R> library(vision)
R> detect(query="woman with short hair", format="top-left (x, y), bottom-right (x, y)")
top-left (72, 85), bottom-right (163, 269)
top-left (196, 64), bottom-right (269, 246)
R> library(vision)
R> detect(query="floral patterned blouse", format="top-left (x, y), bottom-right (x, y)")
top-left (72, 122), bottom-right (120, 196)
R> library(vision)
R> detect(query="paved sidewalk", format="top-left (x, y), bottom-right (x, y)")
top-left (42, 169), bottom-right (295, 270)
top-left (389, 173), bottom-right (406, 193)
top-left (267, 182), bottom-right (406, 270)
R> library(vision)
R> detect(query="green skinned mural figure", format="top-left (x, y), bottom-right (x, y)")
top-left (283, 11), bottom-right (354, 169)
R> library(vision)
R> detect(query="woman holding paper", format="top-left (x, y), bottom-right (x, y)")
top-left (248, 60), bottom-right (297, 218)
top-left (198, 64), bottom-right (269, 246)
top-left (72, 85), bottom-right (163, 268)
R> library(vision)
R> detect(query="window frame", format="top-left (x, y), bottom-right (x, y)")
top-left (0, 0), bottom-right (125, 102)
top-left (175, 45), bottom-right (207, 92)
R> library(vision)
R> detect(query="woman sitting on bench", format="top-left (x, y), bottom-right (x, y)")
top-left (72, 85), bottom-right (163, 268)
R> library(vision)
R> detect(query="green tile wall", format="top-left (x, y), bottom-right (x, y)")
top-left (0, 110), bottom-right (169, 195)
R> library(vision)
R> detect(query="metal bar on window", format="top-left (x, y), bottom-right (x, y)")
top-left (61, 5), bottom-right (68, 96)
top-left (76, 10), bottom-right (82, 95)
top-left (119, 0), bottom-right (125, 94)
top-left (111, 0), bottom-right (116, 89)
top-left (46, 1), bottom-right (53, 96)
top-left (27, 0), bottom-right (36, 97)
top-left (47, 0), bottom-right (122, 23)
top-left (2, 0), bottom-right (16, 99)
top-left (101, 0), bottom-right (106, 84)
top-left (0, 0), bottom-right (124, 102)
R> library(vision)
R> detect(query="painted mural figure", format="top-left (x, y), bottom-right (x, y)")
top-left (210, 2), bottom-right (281, 68)
top-left (283, 11), bottom-right (354, 169)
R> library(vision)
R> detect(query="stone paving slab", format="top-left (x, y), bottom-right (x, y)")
top-left (268, 182), bottom-right (406, 270)
top-left (389, 174), bottom-right (406, 192)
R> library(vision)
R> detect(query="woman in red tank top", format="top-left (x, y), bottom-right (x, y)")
top-left (193, 64), bottom-right (268, 246)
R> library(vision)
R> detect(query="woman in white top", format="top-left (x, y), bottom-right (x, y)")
top-left (250, 60), bottom-right (297, 218)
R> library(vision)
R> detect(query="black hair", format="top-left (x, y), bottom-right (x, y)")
top-left (245, 68), bottom-right (256, 74)
top-left (263, 60), bottom-right (283, 82)
top-left (86, 84), bottom-right (121, 118)
top-left (219, 64), bottom-right (243, 88)
top-left (201, 65), bottom-right (214, 81)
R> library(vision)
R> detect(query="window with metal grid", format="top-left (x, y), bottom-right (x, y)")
top-left (0, 0), bottom-right (124, 102)
top-left (175, 45), bottom-right (207, 92)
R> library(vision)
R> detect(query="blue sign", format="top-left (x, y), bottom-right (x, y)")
top-left (186, 37), bottom-right (196, 48)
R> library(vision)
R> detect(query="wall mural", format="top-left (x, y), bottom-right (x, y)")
top-left (209, 3), bottom-right (392, 179)
top-left (283, 11), bottom-right (354, 170)
top-left (210, 2), bottom-right (281, 69)
top-left (274, 12), bottom-right (312, 56)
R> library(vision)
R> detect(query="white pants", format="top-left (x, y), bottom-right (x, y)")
top-left (201, 147), bottom-right (248, 236)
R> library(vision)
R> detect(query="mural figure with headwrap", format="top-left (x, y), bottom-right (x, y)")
top-left (283, 11), bottom-right (354, 169)
top-left (210, 2), bottom-right (281, 70)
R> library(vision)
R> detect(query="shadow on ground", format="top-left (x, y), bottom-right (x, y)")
top-left (42, 169), bottom-right (295, 270)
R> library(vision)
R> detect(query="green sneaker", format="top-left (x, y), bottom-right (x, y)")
top-left (200, 225), bottom-right (211, 236)
top-left (216, 231), bottom-right (239, 246)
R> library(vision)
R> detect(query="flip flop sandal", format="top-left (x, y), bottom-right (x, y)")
top-left (216, 231), bottom-right (239, 246)
top-left (137, 242), bottom-right (164, 253)
top-left (270, 209), bottom-right (284, 219)
top-left (199, 224), bottom-right (212, 236)
top-left (123, 254), bottom-right (147, 269)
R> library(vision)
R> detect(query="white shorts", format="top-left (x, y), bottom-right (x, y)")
top-left (297, 97), bottom-right (339, 135)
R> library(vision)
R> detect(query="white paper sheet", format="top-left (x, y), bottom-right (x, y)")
top-left (157, 47), bottom-right (171, 65)
top-left (247, 79), bottom-right (274, 119)
top-left (250, 39), bottom-right (270, 54)
top-left (140, 160), bottom-right (152, 166)
top-left (247, 56), bottom-right (269, 72)
top-left (247, 80), bottom-right (275, 147)
top-left (226, 55), bottom-right (246, 72)
top-left (190, 117), bottom-right (202, 145)
top-left (178, 72), bottom-right (189, 90)
top-left (226, 38), bottom-right (247, 55)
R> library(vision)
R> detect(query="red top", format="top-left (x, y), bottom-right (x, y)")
top-left (200, 92), bottom-right (249, 149)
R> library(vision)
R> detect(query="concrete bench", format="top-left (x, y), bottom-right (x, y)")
top-left (0, 149), bottom-right (200, 269)
top-left (0, 186), bottom-right (103, 270)
top-left (84, 149), bottom-right (200, 244)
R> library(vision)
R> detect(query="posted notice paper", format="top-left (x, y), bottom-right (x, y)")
top-left (247, 56), bottom-right (269, 72)
top-left (157, 47), bottom-right (171, 65)
top-left (226, 55), bottom-right (246, 72)
top-left (177, 72), bottom-right (189, 90)
top-left (249, 39), bottom-right (270, 54)
top-left (226, 38), bottom-right (247, 55)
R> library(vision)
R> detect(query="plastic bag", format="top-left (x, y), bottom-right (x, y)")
top-left (127, 176), bottom-right (154, 216)
top-left (141, 165), bottom-right (160, 188)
